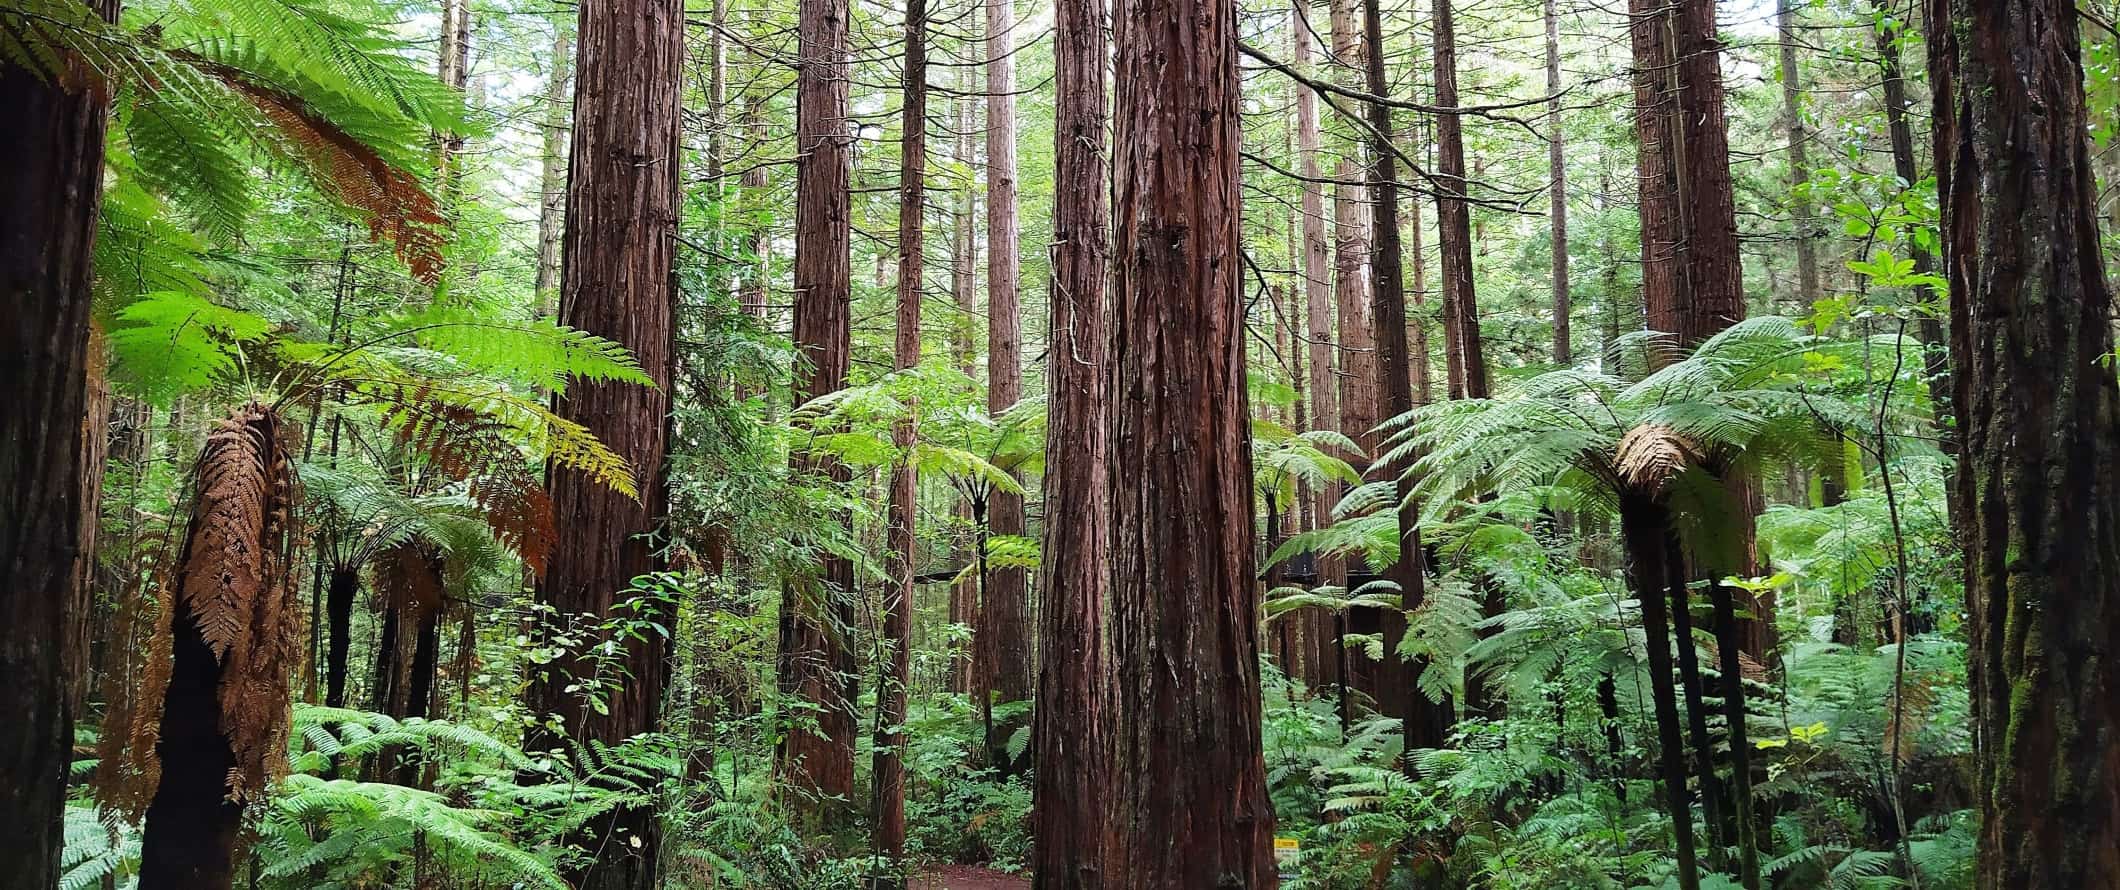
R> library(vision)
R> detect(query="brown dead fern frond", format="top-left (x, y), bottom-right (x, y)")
top-left (376, 539), bottom-right (447, 622)
top-left (188, 57), bottom-right (448, 283)
top-left (1615, 424), bottom-right (1698, 497)
top-left (380, 383), bottom-right (558, 575)
top-left (99, 403), bottom-right (304, 815)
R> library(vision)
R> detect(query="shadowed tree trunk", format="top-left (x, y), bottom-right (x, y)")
top-left (1617, 495), bottom-right (1701, 890)
top-left (1930, 1), bottom-right (2120, 885)
top-left (980, 0), bottom-right (1032, 773)
top-left (1368, 0), bottom-right (1446, 754)
top-left (1872, 12), bottom-right (1953, 447)
top-left (1433, 0), bottom-right (1487, 402)
top-left (1102, 0), bottom-right (1276, 880)
top-left (138, 405), bottom-right (300, 890)
top-left (323, 567), bottom-right (359, 708)
top-left (871, 0), bottom-right (925, 877)
top-left (520, 0), bottom-right (680, 884)
top-left (1030, 0), bottom-right (1109, 875)
top-left (778, 0), bottom-right (859, 831)
top-left (1, 0), bottom-right (116, 877)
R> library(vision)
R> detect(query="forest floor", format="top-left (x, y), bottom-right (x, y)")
top-left (912, 865), bottom-right (1031, 889)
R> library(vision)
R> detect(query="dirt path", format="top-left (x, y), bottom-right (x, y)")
top-left (911, 864), bottom-right (1030, 890)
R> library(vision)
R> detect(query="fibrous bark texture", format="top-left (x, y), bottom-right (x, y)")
top-left (1104, 0), bottom-right (1276, 880)
top-left (0, 0), bottom-right (115, 880)
top-left (521, 0), bottom-right (680, 884)
top-left (1931, 1), bottom-right (2120, 885)
top-left (1030, 0), bottom-right (1109, 877)
top-left (980, 0), bottom-right (1033, 772)
top-left (779, 0), bottom-right (859, 830)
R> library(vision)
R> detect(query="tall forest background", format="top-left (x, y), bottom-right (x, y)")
top-left (3, 0), bottom-right (2117, 887)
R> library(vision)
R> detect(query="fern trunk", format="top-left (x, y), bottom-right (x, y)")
top-left (1664, 536), bottom-right (1728, 862)
top-left (0, 0), bottom-right (117, 881)
top-left (137, 405), bottom-right (300, 890)
top-left (1618, 494), bottom-right (1701, 890)
top-left (323, 567), bottom-right (358, 709)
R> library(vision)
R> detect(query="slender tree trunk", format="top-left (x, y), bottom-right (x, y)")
top-left (1365, 0), bottom-right (1445, 753)
top-left (1709, 577), bottom-right (1763, 888)
top-left (521, 0), bottom-right (680, 884)
top-left (1930, 2), bottom-right (2120, 885)
top-left (1778, 0), bottom-right (1819, 312)
top-left (1618, 496), bottom-right (1701, 890)
top-left (871, 0), bottom-right (925, 878)
top-left (535, 28), bottom-right (573, 313)
top-left (980, 0), bottom-right (1032, 772)
top-left (947, 66), bottom-right (979, 696)
top-left (0, 0), bottom-right (115, 879)
top-left (1031, 0), bottom-right (1109, 875)
top-left (1546, 0), bottom-right (1570, 365)
top-left (1434, 0), bottom-right (1487, 401)
top-left (1873, 13), bottom-right (1952, 445)
top-left (1103, 0), bottom-right (1276, 879)
top-left (1292, 0), bottom-right (1345, 695)
top-left (778, 0), bottom-right (858, 831)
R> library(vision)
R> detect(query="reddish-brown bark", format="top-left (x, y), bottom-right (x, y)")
top-left (1292, 0), bottom-right (1345, 696)
top-left (1328, 0), bottom-right (1378, 456)
top-left (873, 0), bottom-right (926, 872)
top-left (0, 0), bottom-right (116, 881)
top-left (779, 0), bottom-right (859, 830)
top-left (1432, 0), bottom-right (1487, 402)
top-left (979, 0), bottom-right (1033, 771)
top-left (1931, 2), bottom-right (2120, 885)
top-left (520, 0), bottom-right (681, 884)
top-left (1103, 0), bottom-right (1276, 880)
top-left (1029, 0), bottom-right (1109, 875)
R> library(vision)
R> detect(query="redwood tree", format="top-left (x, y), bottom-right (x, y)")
top-left (1, 0), bottom-right (116, 882)
top-left (1029, 0), bottom-right (1109, 876)
top-left (1102, 0), bottom-right (1275, 880)
top-left (778, 0), bottom-right (859, 829)
top-left (520, 0), bottom-right (681, 885)
top-left (979, 0), bottom-right (1033, 771)
top-left (1930, 1), bottom-right (2120, 885)
top-left (872, 0), bottom-right (925, 872)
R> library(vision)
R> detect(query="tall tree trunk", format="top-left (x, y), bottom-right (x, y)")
top-left (1103, 0), bottom-right (1276, 879)
top-left (947, 65), bottom-right (979, 696)
top-left (872, 0), bottom-right (925, 877)
top-left (1546, 0), bottom-right (1570, 365)
top-left (1031, 0), bottom-right (1109, 875)
top-left (535, 27), bottom-right (573, 313)
top-left (1630, 0), bottom-right (1682, 344)
top-left (1777, 0), bottom-right (1819, 312)
top-left (1329, 0), bottom-right (1378, 456)
top-left (1433, 0), bottom-right (1488, 401)
top-left (980, 0), bottom-right (1032, 772)
top-left (521, 0), bottom-right (681, 883)
top-left (1366, 0), bottom-right (1445, 753)
top-left (1292, 0), bottom-right (1345, 696)
top-left (1930, 1), bottom-right (2120, 885)
top-left (1617, 496), bottom-right (1701, 890)
top-left (0, 0), bottom-right (115, 877)
top-left (1873, 12), bottom-right (1953, 445)
top-left (778, 0), bottom-right (858, 831)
